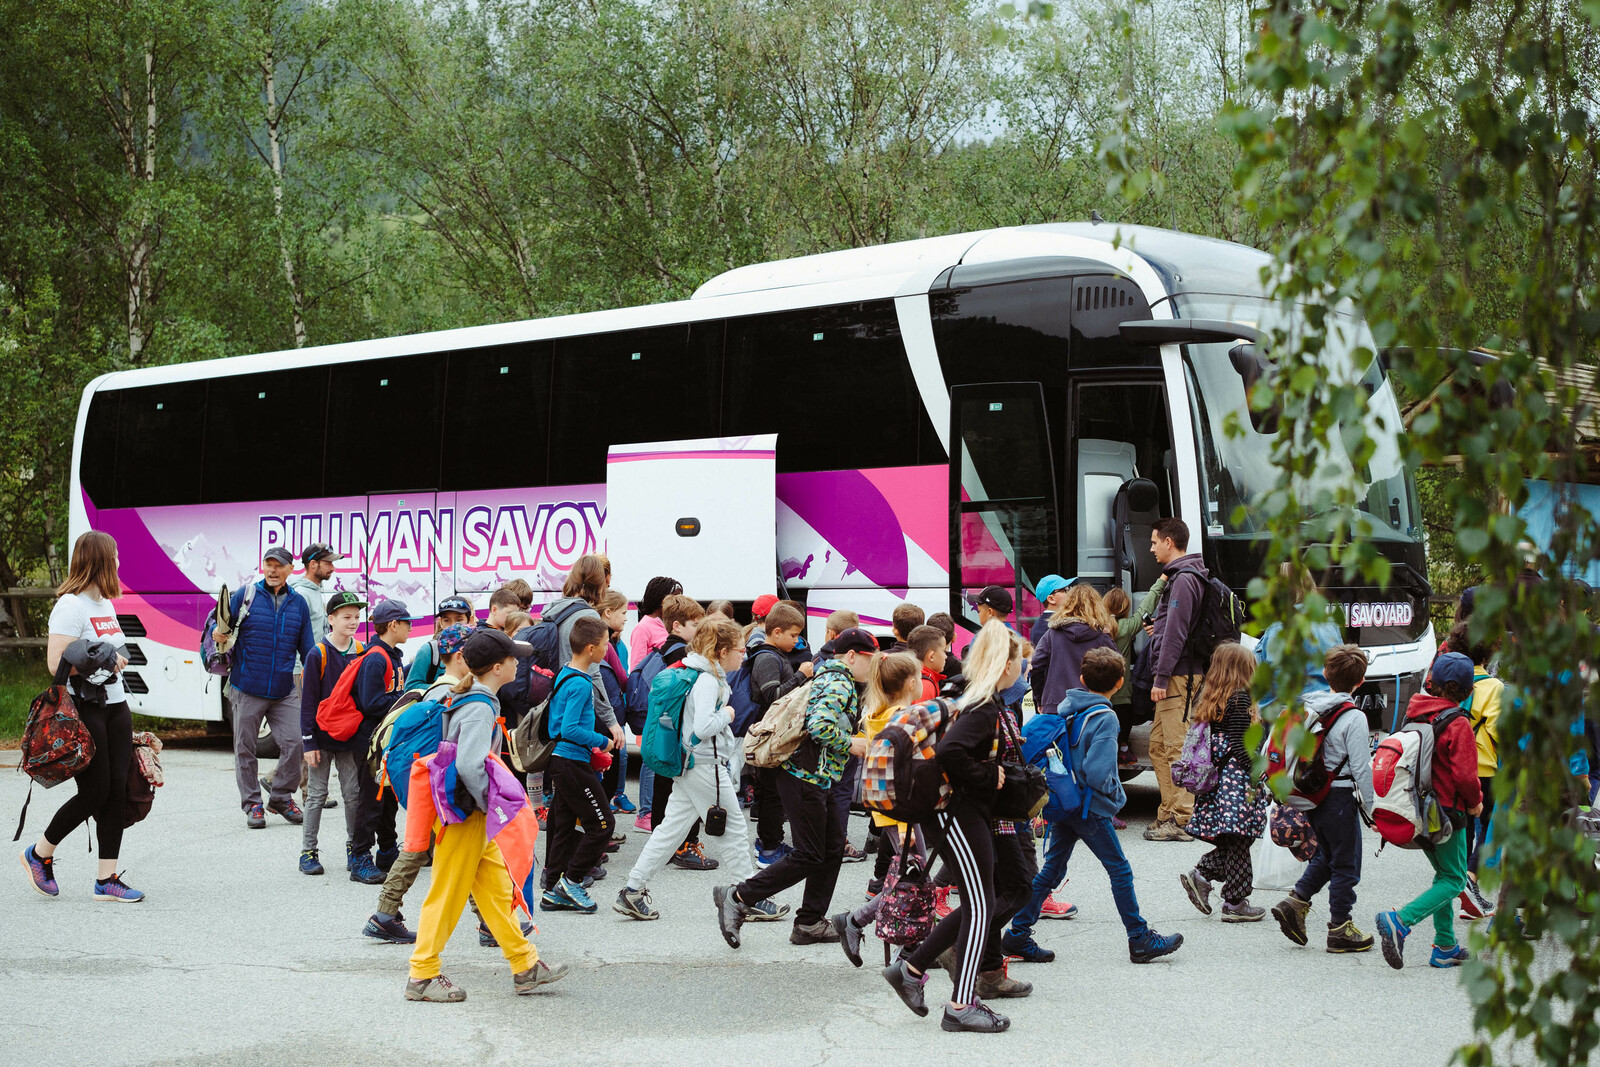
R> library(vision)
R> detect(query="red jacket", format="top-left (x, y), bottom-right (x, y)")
top-left (1404, 694), bottom-right (1484, 812)
top-left (921, 667), bottom-right (945, 703)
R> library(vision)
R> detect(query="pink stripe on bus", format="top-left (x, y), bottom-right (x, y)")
top-left (607, 450), bottom-right (776, 463)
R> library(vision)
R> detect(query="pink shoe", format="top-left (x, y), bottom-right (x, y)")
top-left (634, 813), bottom-right (654, 832)
top-left (1040, 893), bottom-right (1078, 920)
top-left (1111, 816), bottom-right (1128, 830)
top-left (933, 885), bottom-right (955, 920)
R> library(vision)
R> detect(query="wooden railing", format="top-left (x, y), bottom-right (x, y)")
top-left (0, 587), bottom-right (56, 650)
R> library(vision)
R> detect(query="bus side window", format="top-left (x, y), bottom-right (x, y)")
top-left (114, 381), bottom-right (206, 508)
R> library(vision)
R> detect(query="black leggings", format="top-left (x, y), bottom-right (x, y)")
top-left (906, 807), bottom-right (995, 1006)
top-left (44, 700), bottom-right (132, 861)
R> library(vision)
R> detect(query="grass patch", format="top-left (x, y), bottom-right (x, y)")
top-left (0, 651), bottom-right (207, 747)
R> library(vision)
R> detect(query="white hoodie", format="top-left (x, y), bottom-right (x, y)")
top-left (681, 651), bottom-right (740, 776)
top-left (1304, 689), bottom-right (1375, 811)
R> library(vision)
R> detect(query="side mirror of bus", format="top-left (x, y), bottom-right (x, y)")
top-left (1229, 343), bottom-right (1281, 435)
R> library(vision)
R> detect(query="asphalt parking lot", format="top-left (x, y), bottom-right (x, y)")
top-left (0, 744), bottom-right (1530, 1066)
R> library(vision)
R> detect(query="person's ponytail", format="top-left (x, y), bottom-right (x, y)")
top-left (450, 672), bottom-right (476, 695)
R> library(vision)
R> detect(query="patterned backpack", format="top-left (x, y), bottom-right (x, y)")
top-left (12, 662), bottom-right (96, 841)
top-left (861, 698), bottom-right (956, 824)
top-left (874, 834), bottom-right (936, 954)
top-left (1171, 721), bottom-right (1219, 794)
top-left (124, 731), bottom-right (164, 827)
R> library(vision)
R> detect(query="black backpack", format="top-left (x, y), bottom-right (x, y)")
top-left (525, 601), bottom-right (588, 673)
top-left (1163, 566), bottom-right (1247, 669)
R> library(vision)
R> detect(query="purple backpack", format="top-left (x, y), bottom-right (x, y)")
top-left (1171, 721), bottom-right (1220, 794)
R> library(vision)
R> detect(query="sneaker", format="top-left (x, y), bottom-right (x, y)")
top-left (1128, 928), bottom-right (1184, 963)
top-left (634, 813), bottom-right (654, 832)
top-left (745, 898), bottom-right (790, 922)
top-left (535, 806), bottom-right (549, 829)
top-left (882, 957), bottom-right (930, 1017)
top-left (1431, 943), bottom-right (1469, 968)
top-left (92, 873), bottom-right (145, 902)
top-left (670, 842), bottom-right (719, 871)
top-left (1376, 909), bottom-right (1410, 969)
top-left (1458, 880), bottom-right (1494, 920)
top-left (323, 797), bottom-right (337, 810)
top-left (1111, 816), bottom-right (1128, 830)
top-left (756, 840), bottom-right (793, 866)
top-left (478, 919), bottom-right (536, 947)
top-left (1326, 919), bottom-right (1374, 953)
top-left (933, 885), bottom-right (955, 920)
top-left (863, 833), bottom-right (880, 854)
top-left (841, 842), bottom-right (867, 863)
top-left (1465, 878), bottom-right (1495, 915)
top-left (1040, 893), bottom-right (1078, 920)
top-left (405, 974), bottom-right (465, 1002)
top-left (834, 912), bottom-right (865, 966)
top-left (941, 997), bottom-right (1011, 1033)
top-left (1180, 868), bottom-right (1214, 916)
top-left (614, 886), bottom-right (660, 920)
top-left (348, 852), bottom-right (385, 885)
top-left (865, 877), bottom-right (884, 899)
top-left (364, 913), bottom-right (417, 943)
top-left (540, 889), bottom-right (580, 912)
top-left (999, 932), bottom-right (1056, 963)
top-left (21, 845), bottom-right (57, 897)
top-left (1220, 902), bottom-right (1265, 923)
top-left (976, 963), bottom-right (1032, 998)
top-left (603, 839), bottom-right (622, 854)
top-left (1143, 818), bottom-right (1192, 842)
top-left (611, 794), bottom-right (637, 814)
top-left (587, 865), bottom-right (608, 882)
top-left (375, 846), bottom-right (399, 872)
top-left (266, 797), bottom-right (304, 824)
top-left (513, 959), bottom-right (570, 994)
top-left (610, 828), bottom-right (628, 844)
top-left (712, 884), bottom-right (747, 949)
top-left (790, 918), bottom-right (840, 945)
top-left (1272, 893), bottom-right (1311, 946)
top-left (557, 875), bottom-right (598, 913)
top-left (299, 849), bottom-right (325, 876)
top-left (244, 802), bottom-right (266, 829)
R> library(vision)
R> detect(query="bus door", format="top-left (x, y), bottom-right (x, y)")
top-left (605, 435), bottom-right (778, 602)
top-left (362, 491), bottom-right (446, 627)
top-left (949, 383), bottom-right (1061, 637)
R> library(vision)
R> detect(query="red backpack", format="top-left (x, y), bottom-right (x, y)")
top-left (316, 646), bottom-right (395, 742)
top-left (1260, 699), bottom-right (1362, 808)
top-left (12, 663), bottom-right (97, 841)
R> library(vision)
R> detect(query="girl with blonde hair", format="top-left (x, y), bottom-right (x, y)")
top-left (1031, 582), bottom-right (1119, 714)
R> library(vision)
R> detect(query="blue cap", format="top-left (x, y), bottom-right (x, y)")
top-left (1431, 652), bottom-right (1475, 696)
top-left (1035, 575), bottom-right (1076, 601)
top-left (370, 599), bottom-right (417, 626)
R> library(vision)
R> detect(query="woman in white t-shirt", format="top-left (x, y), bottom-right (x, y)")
top-left (20, 530), bottom-right (144, 902)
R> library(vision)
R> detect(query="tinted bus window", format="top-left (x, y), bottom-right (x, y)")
top-left (724, 301), bottom-right (940, 472)
top-left (441, 341), bottom-right (552, 491)
top-left (202, 368), bottom-right (328, 503)
top-left (80, 391), bottom-right (119, 509)
top-left (548, 323), bottom-right (721, 485)
top-left (112, 382), bottom-right (207, 508)
top-left (325, 354), bottom-right (446, 494)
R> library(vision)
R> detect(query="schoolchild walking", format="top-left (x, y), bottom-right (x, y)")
top-left (297, 591), bottom-right (369, 876)
top-left (405, 596), bottom-right (474, 689)
top-left (644, 596), bottom-right (716, 870)
top-left (747, 602), bottom-right (814, 863)
top-left (350, 599), bottom-right (414, 882)
top-left (1451, 621), bottom-right (1504, 919)
top-left (540, 615), bottom-right (618, 913)
top-left (615, 619), bottom-right (790, 923)
top-left (881, 620), bottom-right (1019, 1034)
top-left (21, 531), bottom-right (144, 902)
top-left (1270, 644), bottom-right (1377, 952)
top-left (597, 588), bottom-right (635, 813)
top-left (1375, 652), bottom-right (1484, 970)
top-left (1178, 642), bottom-right (1270, 922)
top-left (405, 629), bottom-right (568, 1002)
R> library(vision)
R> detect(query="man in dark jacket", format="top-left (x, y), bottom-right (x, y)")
top-left (1145, 518), bottom-right (1206, 841)
top-left (225, 546), bottom-right (314, 829)
top-left (349, 598), bottom-right (413, 882)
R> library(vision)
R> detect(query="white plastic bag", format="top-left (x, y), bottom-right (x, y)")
top-left (1251, 828), bottom-right (1306, 892)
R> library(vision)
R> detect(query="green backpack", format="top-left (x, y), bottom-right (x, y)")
top-left (640, 665), bottom-right (704, 779)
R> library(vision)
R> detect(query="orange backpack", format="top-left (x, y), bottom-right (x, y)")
top-left (316, 646), bottom-right (395, 742)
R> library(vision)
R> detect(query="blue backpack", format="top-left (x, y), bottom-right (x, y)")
top-left (382, 691), bottom-right (494, 807)
top-left (640, 666), bottom-right (704, 779)
top-left (624, 648), bottom-right (666, 734)
top-left (526, 601), bottom-right (587, 672)
top-left (727, 646), bottom-right (784, 737)
top-left (1021, 703), bottom-right (1113, 822)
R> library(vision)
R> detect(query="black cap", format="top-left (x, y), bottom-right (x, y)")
top-left (462, 628), bottom-right (534, 672)
top-left (828, 627), bottom-right (879, 656)
top-left (968, 585), bottom-right (1014, 615)
top-left (301, 542), bottom-right (348, 565)
top-left (370, 599), bottom-right (416, 626)
top-left (325, 591), bottom-right (367, 614)
top-left (263, 546), bottom-right (294, 566)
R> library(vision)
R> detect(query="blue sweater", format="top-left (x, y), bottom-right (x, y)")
top-left (353, 639), bottom-right (406, 738)
top-left (549, 664), bottom-right (609, 763)
top-left (229, 579), bottom-right (314, 699)
top-left (1032, 688), bottom-right (1126, 818)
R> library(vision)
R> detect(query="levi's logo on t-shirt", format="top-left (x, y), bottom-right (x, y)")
top-left (91, 616), bottom-right (122, 639)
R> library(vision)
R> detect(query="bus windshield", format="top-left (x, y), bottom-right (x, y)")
top-left (1174, 293), bottom-right (1421, 543)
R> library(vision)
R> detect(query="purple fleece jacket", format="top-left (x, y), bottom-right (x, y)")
top-left (1152, 553), bottom-right (1209, 689)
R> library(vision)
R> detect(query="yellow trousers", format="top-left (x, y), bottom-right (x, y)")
top-left (408, 811), bottom-right (536, 980)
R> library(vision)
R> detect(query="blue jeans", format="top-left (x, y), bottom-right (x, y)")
top-left (638, 763), bottom-right (655, 813)
top-left (1010, 812), bottom-right (1147, 940)
top-left (1292, 787), bottom-right (1362, 923)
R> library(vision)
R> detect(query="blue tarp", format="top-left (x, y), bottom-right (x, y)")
top-left (1517, 480), bottom-right (1600, 586)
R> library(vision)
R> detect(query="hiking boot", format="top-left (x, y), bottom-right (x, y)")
top-left (634, 813), bottom-right (654, 832)
top-left (299, 849), bottom-right (325, 876)
top-left (244, 802), bottom-right (266, 829)
top-left (1326, 919), bottom-right (1374, 953)
top-left (1220, 902), bottom-right (1265, 923)
top-left (323, 797), bottom-right (337, 810)
top-left (1430, 944), bottom-right (1469, 968)
top-left (841, 842), bottom-right (867, 863)
top-left (1459, 878), bottom-right (1494, 919)
top-left (611, 794), bottom-right (637, 814)
top-left (513, 959), bottom-right (569, 994)
top-left (614, 887), bottom-right (660, 921)
top-left (603, 839), bottom-right (623, 854)
top-left (1272, 893), bottom-right (1311, 946)
top-left (405, 974), bottom-right (465, 1003)
top-left (21, 845), bottom-right (57, 897)
top-left (92, 873), bottom-right (145, 902)
top-left (1375, 909), bottom-right (1410, 969)
top-left (756, 840), bottom-right (793, 866)
top-left (1180, 868), bottom-right (1214, 915)
top-left (587, 865), bottom-right (608, 882)
top-left (266, 797), bottom-right (304, 825)
top-left (864, 833), bottom-right (880, 854)
top-left (348, 851), bottom-right (385, 885)
top-left (479, 919), bottom-right (535, 947)
top-left (999, 932), bottom-right (1056, 963)
top-left (882, 957), bottom-right (930, 1017)
top-left (670, 842), bottom-right (719, 871)
top-left (745, 898), bottom-right (790, 922)
top-left (375, 846), bottom-right (399, 872)
top-left (833, 912), bottom-right (865, 966)
top-left (790, 918), bottom-right (840, 945)
top-left (364, 913), bottom-right (417, 944)
top-left (941, 997), bottom-right (1010, 1033)
top-left (712, 885), bottom-right (747, 949)
top-left (935, 947), bottom-right (960, 980)
top-left (557, 875), bottom-right (598, 913)
top-left (865, 877), bottom-right (884, 899)
top-left (975, 963), bottom-right (1032, 998)
top-left (540, 889), bottom-right (580, 912)
top-left (1040, 893), bottom-right (1078, 919)
top-left (1128, 928), bottom-right (1183, 963)
top-left (1143, 818), bottom-right (1191, 842)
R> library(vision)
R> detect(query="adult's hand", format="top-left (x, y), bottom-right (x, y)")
top-left (997, 764), bottom-right (1006, 788)
top-left (1151, 686), bottom-right (1168, 702)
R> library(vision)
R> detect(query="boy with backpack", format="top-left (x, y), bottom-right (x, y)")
top-left (908, 625), bottom-right (948, 700)
top-left (349, 599), bottom-right (414, 882)
top-left (747, 602), bottom-right (813, 864)
top-left (540, 616), bottom-right (618, 914)
top-left (1003, 647), bottom-right (1184, 965)
top-left (1375, 652), bottom-right (1484, 970)
top-left (1269, 644), bottom-right (1376, 953)
top-left (297, 592), bottom-right (369, 877)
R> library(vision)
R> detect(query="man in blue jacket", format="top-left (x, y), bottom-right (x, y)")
top-left (225, 546), bottom-right (315, 829)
